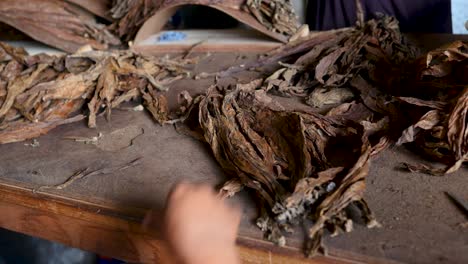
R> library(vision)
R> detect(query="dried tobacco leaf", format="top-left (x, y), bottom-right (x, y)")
top-left (0, 115), bottom-right (85, 145)
top-left (306, 87), bottom-right (355, 108)
top-left (244, 0), bottom-right (300, 36)
top-left (261, 11), bottom-right (417, 106)
top-left (396, 41), bottom-right (468, 174)
top-left (142, 87), bottom-right (169, 125)
top-left (35, 158), bottom-right (141, 192)
top-left (109, 0), bottom-right (160, 42)
top-left (0, 64), bottom-right (49, 118)
top-left (0, 0), bottom-right (121, 52)
top-left (397, 110), bottom-right (442, 145)
top-left (446, 87), bottom-right (468, 172)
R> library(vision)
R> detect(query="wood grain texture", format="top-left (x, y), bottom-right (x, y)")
top-left (132, 29), bottom-right (282, 54)
top-left (0, 184), bottom-right (171, 263)
top-left (0, 183), bottom-right (370, 264)
top-left (133, 42), bottom-right (280, 54)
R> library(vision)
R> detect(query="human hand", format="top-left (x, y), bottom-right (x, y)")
top-left (163, 182), bottom-right (241, 264)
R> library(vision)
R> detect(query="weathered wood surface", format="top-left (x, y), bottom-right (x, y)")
top-left (0, 52), bottom-right (466, 263)
top-left (0, 182), bottom-right (375, 263)
top-left (132, 29), bottom-right (282, 54)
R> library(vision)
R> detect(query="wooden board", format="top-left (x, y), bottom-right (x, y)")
top-left (0, 182), bottom-right (380, 264)
top-left (0, 50), bottom-right (467, 263)
top-left (132, 29), bottom-right (282, 54)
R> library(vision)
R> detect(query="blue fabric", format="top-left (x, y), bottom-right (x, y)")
top-left (157, 31), bottom-right (187, 42)
top-left (307, 0), bottom-right (452, 33)
top-left (451, 0), bottom-right (468, 34)
top-left (0, 228), bottom-right (96, 264)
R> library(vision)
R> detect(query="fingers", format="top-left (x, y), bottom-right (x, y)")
top-left (169, 182), bottom-right (216, 199)
top-left (161, 181), bottom-right (243, 263)
top-left (168, 181), bottom-right (192, 199)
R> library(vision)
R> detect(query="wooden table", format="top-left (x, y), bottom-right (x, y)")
top-left (0, 39), bottom-right (467, 264)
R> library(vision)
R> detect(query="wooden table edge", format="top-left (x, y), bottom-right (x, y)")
top-left (0, 181), bottom-right (397, 263)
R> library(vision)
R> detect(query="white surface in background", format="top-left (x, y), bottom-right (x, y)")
top-left (3, 41), bottom-right (63, 55)
top-left (292, 0), bottom-right (306, 24)
top-left (138, 29), bottom-right (278, 46)
top-left (452, 0), bottom-right (468, 34)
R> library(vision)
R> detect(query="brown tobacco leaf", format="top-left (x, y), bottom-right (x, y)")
top-left (244, 0), bottom-right (300, 36)
top-left (402, 163), bottom-right (447, 176)
top-left (212, 28), bottom-right (352, 79)
top-left (397, 97), bottom-right (447, 110)
top-left (0, 115), bottom-right (85, 144)
top-left (0, 0), bottom-right (121, 52)
top-left (307, 142), bottom-right (380, 256)
top-left (142, 89), bottom-right (169, 125)
top-left (423, 41), bottom-right (468, 78)
top-left (220, 179), bottom-right (244, 199)
top-left (447, 88), bottom-right (468, 161)
top-left (397, 110), bottom-right (442, 145)
top-left (35, 158), bottom-right (141, 192)
top-left (0, 64), bottom-right (48, 118)
top-left (259, 9), bottom-right (416, 110)
top-left (88, 58), bottom-right (119, 127)
top-left (109, 0), bottom-right (159, 42)
top-left (306, 87), bottom-right (355, 108)
top-left (397, 42), bottom-right (467, 174)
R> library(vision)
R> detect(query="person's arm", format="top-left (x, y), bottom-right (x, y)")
top-left (162, 183), bottom-right (241, 264)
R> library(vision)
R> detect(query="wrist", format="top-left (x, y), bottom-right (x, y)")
top-left (184, 246), bottom-right (239, 264)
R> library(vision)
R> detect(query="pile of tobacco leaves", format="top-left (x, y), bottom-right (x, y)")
top-left (0, 43), bottom-right (195, 144)
top-left (0, 0), bottom-right (466, 257)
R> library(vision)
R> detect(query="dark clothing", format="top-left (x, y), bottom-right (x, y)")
top-left (307, 0), bottom-right (452, 33)
top-left (0, 228), bottom-right (96, 264)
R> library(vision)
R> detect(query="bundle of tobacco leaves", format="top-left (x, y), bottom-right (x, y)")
top-left (0, 0), bottom-right (121, 53)
top-left (0, 42), bottom-right (194, 144)
top-left (243, 0), bottom-right (300, 36)
top-left (182, 83), bottom-right (384, 256)
top-left (396, 41), bottom-right (468, 175)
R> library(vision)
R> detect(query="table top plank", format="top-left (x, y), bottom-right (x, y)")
top-left (0, 47), bottom-right (466, 263)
